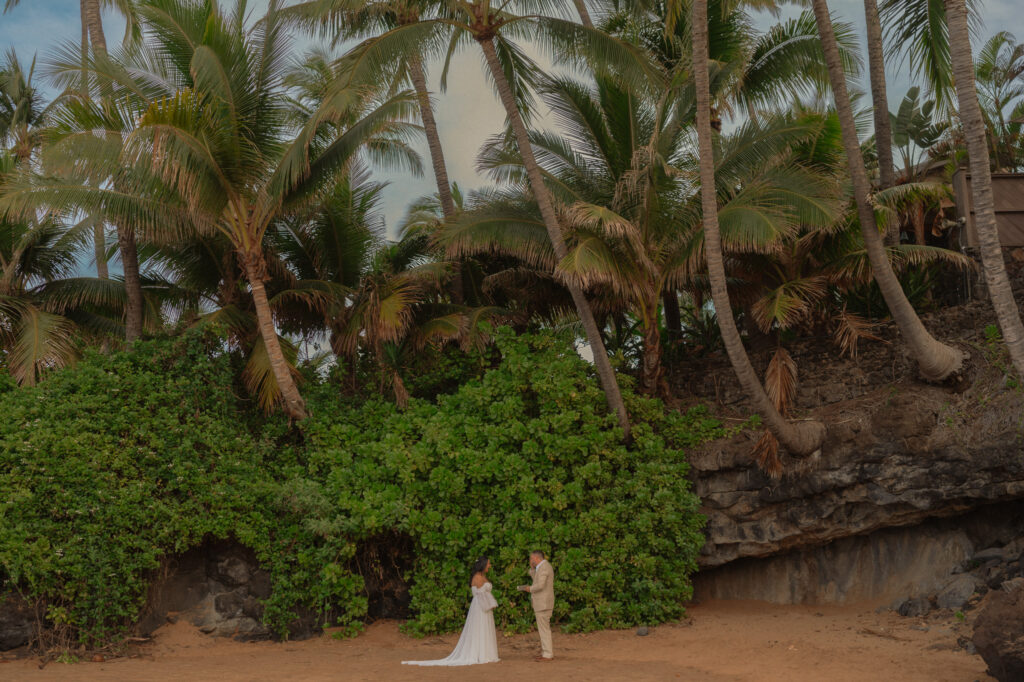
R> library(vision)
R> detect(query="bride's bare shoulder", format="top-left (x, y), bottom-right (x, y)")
top-left (471, 573), bottom-right (487, 588)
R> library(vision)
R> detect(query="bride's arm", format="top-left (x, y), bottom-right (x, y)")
top-left (479, 586), bottom-right (499, 612)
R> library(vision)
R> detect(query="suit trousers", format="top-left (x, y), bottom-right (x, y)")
top-left (535, 608), bottom-right (553, 658)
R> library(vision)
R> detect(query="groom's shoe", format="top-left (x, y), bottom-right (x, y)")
top-left (534, 657), bottom-right (553, 662)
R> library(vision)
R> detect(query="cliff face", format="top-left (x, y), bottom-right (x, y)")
top-left (675, 302), bottom-right (1024, 603)
top-left (693, 381), bottom-right (1024, 570)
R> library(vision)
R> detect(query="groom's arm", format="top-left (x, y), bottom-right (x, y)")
top-left (529, 565), bottom-right (551, 593)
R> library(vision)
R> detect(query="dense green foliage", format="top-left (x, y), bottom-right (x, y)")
top-left (0, 331), bottom-right (274, 644)
top-left (0, 329), bottom-right (726, 646)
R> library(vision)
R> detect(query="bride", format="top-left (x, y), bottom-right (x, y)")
top-left (402, 557), bottom-right (499, 666)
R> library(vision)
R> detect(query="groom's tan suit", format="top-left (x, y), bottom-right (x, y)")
top-left (529, 560), bottom-right (555, 659)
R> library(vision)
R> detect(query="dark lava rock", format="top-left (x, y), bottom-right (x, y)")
top-left (248, 569), bottom-right (272, 600)
top-left (0, 593), bottom-right (35, 651)
top-left (212, 557), bottom-right (251, 587)
top-left (242, 596), bottom-right (264, 620)
top-left (973, 547), bottom-right (1011, 563)
top-left (214, 589), bottom-right (246, 617)
top-left (936, 574), bottom-right (980, 610)
top-left (973, 585), bottom-right (1024, 682)
top-left (897, 597), bottom-right (931, 618)
top-left (636, 626), bottom-right (649, 637)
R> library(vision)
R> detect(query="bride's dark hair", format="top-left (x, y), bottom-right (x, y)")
top-left (470, 556), bottom-right (489, 585)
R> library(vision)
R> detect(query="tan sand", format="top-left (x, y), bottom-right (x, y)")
top-left (0, 600), bottom-right (993, 681)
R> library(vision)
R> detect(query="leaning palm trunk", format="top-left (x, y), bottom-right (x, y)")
top-left (241, 250), bottom-right (308, 420)
top-left (407, 55), bottom-right (463, 303)
top-left (811, 0), bottom-right (963, 381)
top-left (477, 37), bottom-right (631, 438)
top-left (116, 223), bottom-right (144, 342)
top-left (693, 0), bottom-right (826, 457)
top-left (945, 0), bottom-right (1024, 378)
top-left (408, 57), bottom-right (456, 220)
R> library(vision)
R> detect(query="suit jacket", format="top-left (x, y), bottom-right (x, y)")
top-left (529, 560), bottom-right (555, 612)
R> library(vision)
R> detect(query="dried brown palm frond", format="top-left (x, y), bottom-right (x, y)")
top-left (764, 347), bottom-right (798, 416)
top-left (832, 307), bottom-right (886, 359)
top-left (752, 429), bottom-right (783, 479)
top-left (751, 347), bottom-right (798, 479)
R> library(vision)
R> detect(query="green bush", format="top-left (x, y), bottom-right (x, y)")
top-left (0, 327), bottom-right (725, 647)
top-left (0, 330), bottom-right (272, 645)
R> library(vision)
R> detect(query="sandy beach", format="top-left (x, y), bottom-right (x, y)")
top-left (1, 600), bottom-right (993, 682)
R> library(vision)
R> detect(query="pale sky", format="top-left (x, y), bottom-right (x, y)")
top-left (1, 0), bottom-right (1021, 236)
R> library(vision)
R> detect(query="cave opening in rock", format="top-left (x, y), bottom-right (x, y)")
top-left (351, 532), bottom-right (414, 622)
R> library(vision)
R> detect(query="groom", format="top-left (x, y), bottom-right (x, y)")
top-left (518, 550), bottom-right (554, 662)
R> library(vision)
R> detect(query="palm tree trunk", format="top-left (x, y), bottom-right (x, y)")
top-left (863, 0), bottom-right (899, 245)
top-left (811, 0), bottom-right (963, 381)
top-left (663, 289), bottom-right (682, 340)
top-left (946, 0), bottom-right (1024, 378)
top-left (117, 223), bottom-right (144, 342)
top-left (693, 0), bottom-right (825, 457)
top-left (478, 36), bottom-right (631, 439)
top-left (912, 202), bottom-right (926, 245)
top-left (408, 57), bottom-right (455, 219)
top-left (640, 297), bottom-right (663, 395)
top-left (81, 0), bottom-right (109, 279)
top-left (407, 55), bottom-right (463, 304)
top-left (863, 0), bottom-right (893, 189)
top-left (80, 0), bottom-right (89, 94)
top-left (572, 0), bottom-right (593, 28)
top-left (84, 0), bottom-right (106, 53)
top-left (93, 220), bottom-right (108, 279)
top-left (242, 251), bottom-right (308, 420)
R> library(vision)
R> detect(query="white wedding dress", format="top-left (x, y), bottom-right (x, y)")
top-left (402, 582), bottom-right (499, 666)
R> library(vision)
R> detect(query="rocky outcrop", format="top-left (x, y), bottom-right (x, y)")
top-left (692, 379), bottom-right (1024, 570)
top-left (139, 541), bottom-right (288, 642)
top-left (677, 300), bottom-right (1024, 609)
top-left (693, 502), bottom-right (1024, 604)
top-left (973, 585), bottom-right (1024, 682)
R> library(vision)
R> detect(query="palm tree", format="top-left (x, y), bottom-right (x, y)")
top-left (42, 74), bottom-right (153, 342)
top-left (0, 50), bottom-right (47, 162)
top-left (945, 0), bottom-right (1024, 378)
top-left (1, 0), bottom-right (423, 419)
top-left (4, 0), bottom-right (139, 281)
top-left (285, 0), bottom-right (470, 302)
top-left (974, 32), bottom-right (1024, 172)
top-left (878, 0), bottom-right (978, 112)
top-left (472, 3), bottom-right (637, 436)
top-left (811, 0), bottom-right (963, 382)
top-left (316, 0), bottom-right (652, 435)
top-left (0, 208), bottom-right (79, 385)
top-left (466, 74), bottom-right (842, 396)
top-left (0, 151), bottom-right (130, 384)
top-left (692, 0), bottom-right (826, 457)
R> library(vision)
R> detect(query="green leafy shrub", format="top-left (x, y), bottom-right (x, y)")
top-left (294, 329), bottom-right (722, 635)
top-left (0, 329), bottom-right (273, 646)
top-left (0, 327), bottom-right (724, 648)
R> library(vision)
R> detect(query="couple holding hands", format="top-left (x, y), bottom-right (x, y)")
top-left (402, 551), bottom-right (555, 667)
